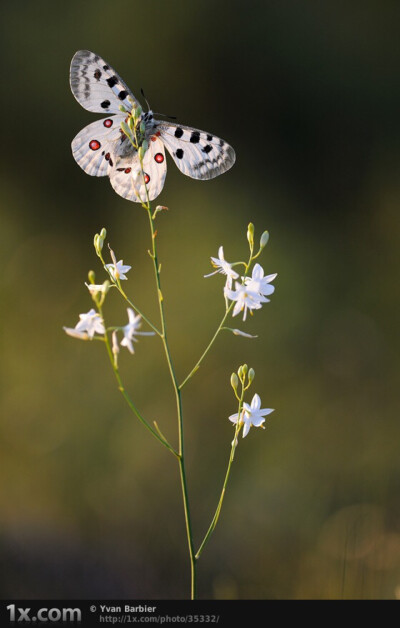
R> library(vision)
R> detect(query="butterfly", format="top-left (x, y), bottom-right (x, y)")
top-left (70, 50), bottom-right (236, 203)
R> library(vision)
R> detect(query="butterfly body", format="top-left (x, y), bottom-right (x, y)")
top-left (70, 50), bottom-right (235, 202)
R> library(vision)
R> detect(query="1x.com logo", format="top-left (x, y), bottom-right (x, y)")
top-left (7, 604), bottom-right (81, 623)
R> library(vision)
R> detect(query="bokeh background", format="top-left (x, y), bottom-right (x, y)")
top-left (1, 1), bottom-right (399, 600)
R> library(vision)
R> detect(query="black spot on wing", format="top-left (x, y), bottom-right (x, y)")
top-left (101, 100), bottom-right (111, 109)
top-left (207, 134), bottom-right (213, 141)
top-left (202, 144), bottom-right (213, 154)
top-left (103, 65), bottom-right (109, 71)
top-left (94, 69), bottom-right (101, 80)
top-left (107, 76), bottom-right (118, 88)
top-left (118, 90), bottom-right (128, 100)
top-left (174, 127), bottom-right (184, 138)
top-left (190, 131), bottom-right (200, 143)
top-left (176, 149), bottom-right (184, 159)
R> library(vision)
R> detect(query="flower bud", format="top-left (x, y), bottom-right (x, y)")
top-left (248, 368), bottom-right (255, 384)
top-left (100, 227), bottom-right (107, 240)
top-left (242, 364), bottom-right (248, 376)
top-left (128, 116), bottom-right (135, 132)
top-left (247, 223), bottom-right (255, 247)
top-left (260, 230), bottom-right (269, 249)
top-left (140, 121), bottom-right (146, 135)
top-left (138, 141), bottom-right (148, 161)
top-left (120, 121), bottom-right (131, 138)
top-left (230, 373), bottom-right (239, 391)
top-left (133, 104), bottom-right (142, 120)
top-left (88, 270), bottom-right (96, 284)
top-left (119, 105), bottom-right (127, 113)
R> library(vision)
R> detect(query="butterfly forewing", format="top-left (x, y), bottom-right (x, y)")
top-left (70, 50), bottom-right (139, 114)
top-left (156, 122), bottom-right (236, 180)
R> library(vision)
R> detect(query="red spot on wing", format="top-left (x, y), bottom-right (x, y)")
top-left (89, 139), bottom-right (101, 151)
top-left (144, 173), bottom-right (150, 184)
top-left (150, 135), bottom-right (157, 142)
top-left (154, 153), bottom-right (164, 163)
top-left (103, 119), bottom-right (113, 128)
top-left (124, 168), bottom-right (131, 174)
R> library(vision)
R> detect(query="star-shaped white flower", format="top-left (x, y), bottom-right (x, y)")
top-left (244, 264), bottom-right (277, 300)
top-left (64, 308), bottom-right (105, 340)
top-left (105, 259), bottom-right (131, 281)
top-left (204, 246), bottom-right (239, 289)
top-left (120, 308), bottom-right (155, 354)
top-left (224, 282), bottom-right (267, 321)
top-left (120, 308), bottom-right (142, 353)
top-left (229, 393), bottom-right (274, 438)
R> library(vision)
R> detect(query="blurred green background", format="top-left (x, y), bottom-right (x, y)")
top-left (1, 0), bottom-right (399, 599)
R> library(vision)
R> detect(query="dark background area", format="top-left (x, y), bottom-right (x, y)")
top-left (0, 1), bottom-right (399, 599)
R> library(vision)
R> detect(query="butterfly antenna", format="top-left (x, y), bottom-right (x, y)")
top-left (140, 88), bottom-right (151, 111)
top-left (153, 112), bottom-right (177, 120)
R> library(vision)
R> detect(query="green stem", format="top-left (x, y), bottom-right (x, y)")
top-left (100, 316), bottom-right (177, 456)
top-left (179, 304), bottom-right (234, 390)
top-left (132, 121), bottom-right (197, 599)
top-left (196, 388), bottom-right (244, 559)
top-left (180, 247), bottom-right (255, 391)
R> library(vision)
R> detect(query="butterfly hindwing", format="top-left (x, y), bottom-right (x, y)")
top-left (70, 50), bottom-right (139, 114)
top-left (71, 115), bottom-right (124, 177)
top-left (156, 122), bottom-right (236, 180)
top-left (110, 136), bottom-right (167, 203)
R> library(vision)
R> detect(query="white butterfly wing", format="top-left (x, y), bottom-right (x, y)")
top-left (71, 115), bottom-right (124, 176)
top-left (70, 50), bottom-right (139, 114)
top-left (110, 136), bottom-right (167, 203)
top-left (156, 122), bottom-right (235, 180)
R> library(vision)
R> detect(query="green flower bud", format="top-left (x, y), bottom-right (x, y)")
top-left (120, 121), bottom-right (131, 139)
top-left (134, 104), bottom-right (142, 120)
top-left (248, 368), bottom-right (255, 384)
top-left (247, 223), bottom-right (255, 247)
top-left (230, 373), bottom-right (239, 391)
top-left (242, 364), bottom-right (248, 376)
top-left (140, 120), bottom-right (146, 135)
top-left (138, 141), bottom-right (149, 162)
top-left (260, 230), bottom-right (269, 249)
top-left (128, 116), bottom-right (135, 132)
top-left (88, 270), bottom-right (96, 284)
top-left (100, 227), bottom-right (107, 239)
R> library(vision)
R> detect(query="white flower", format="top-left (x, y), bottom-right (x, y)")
top-left (120, 308), bottom-right (155, 354)
top-left (63, 327), bottom-right (90, 340)
top-left (231, 329), bottom-right (258, 338)
top-left (229, 393), bottom-right (274, 438)
top-left (106, 259), bottom-right (131, 281)
top-left (64, 308), bottom-right (105, 340)
top-left (244, 264), bottom-right (277, 300)
top-left (224, 282), bottom-right (267, 321)
top-left (85, 282), bottom-right (109, 296)
top-left (120, 308), bottom-right (142, 354)
top-left (204, 246), bottom-right (239, 289)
